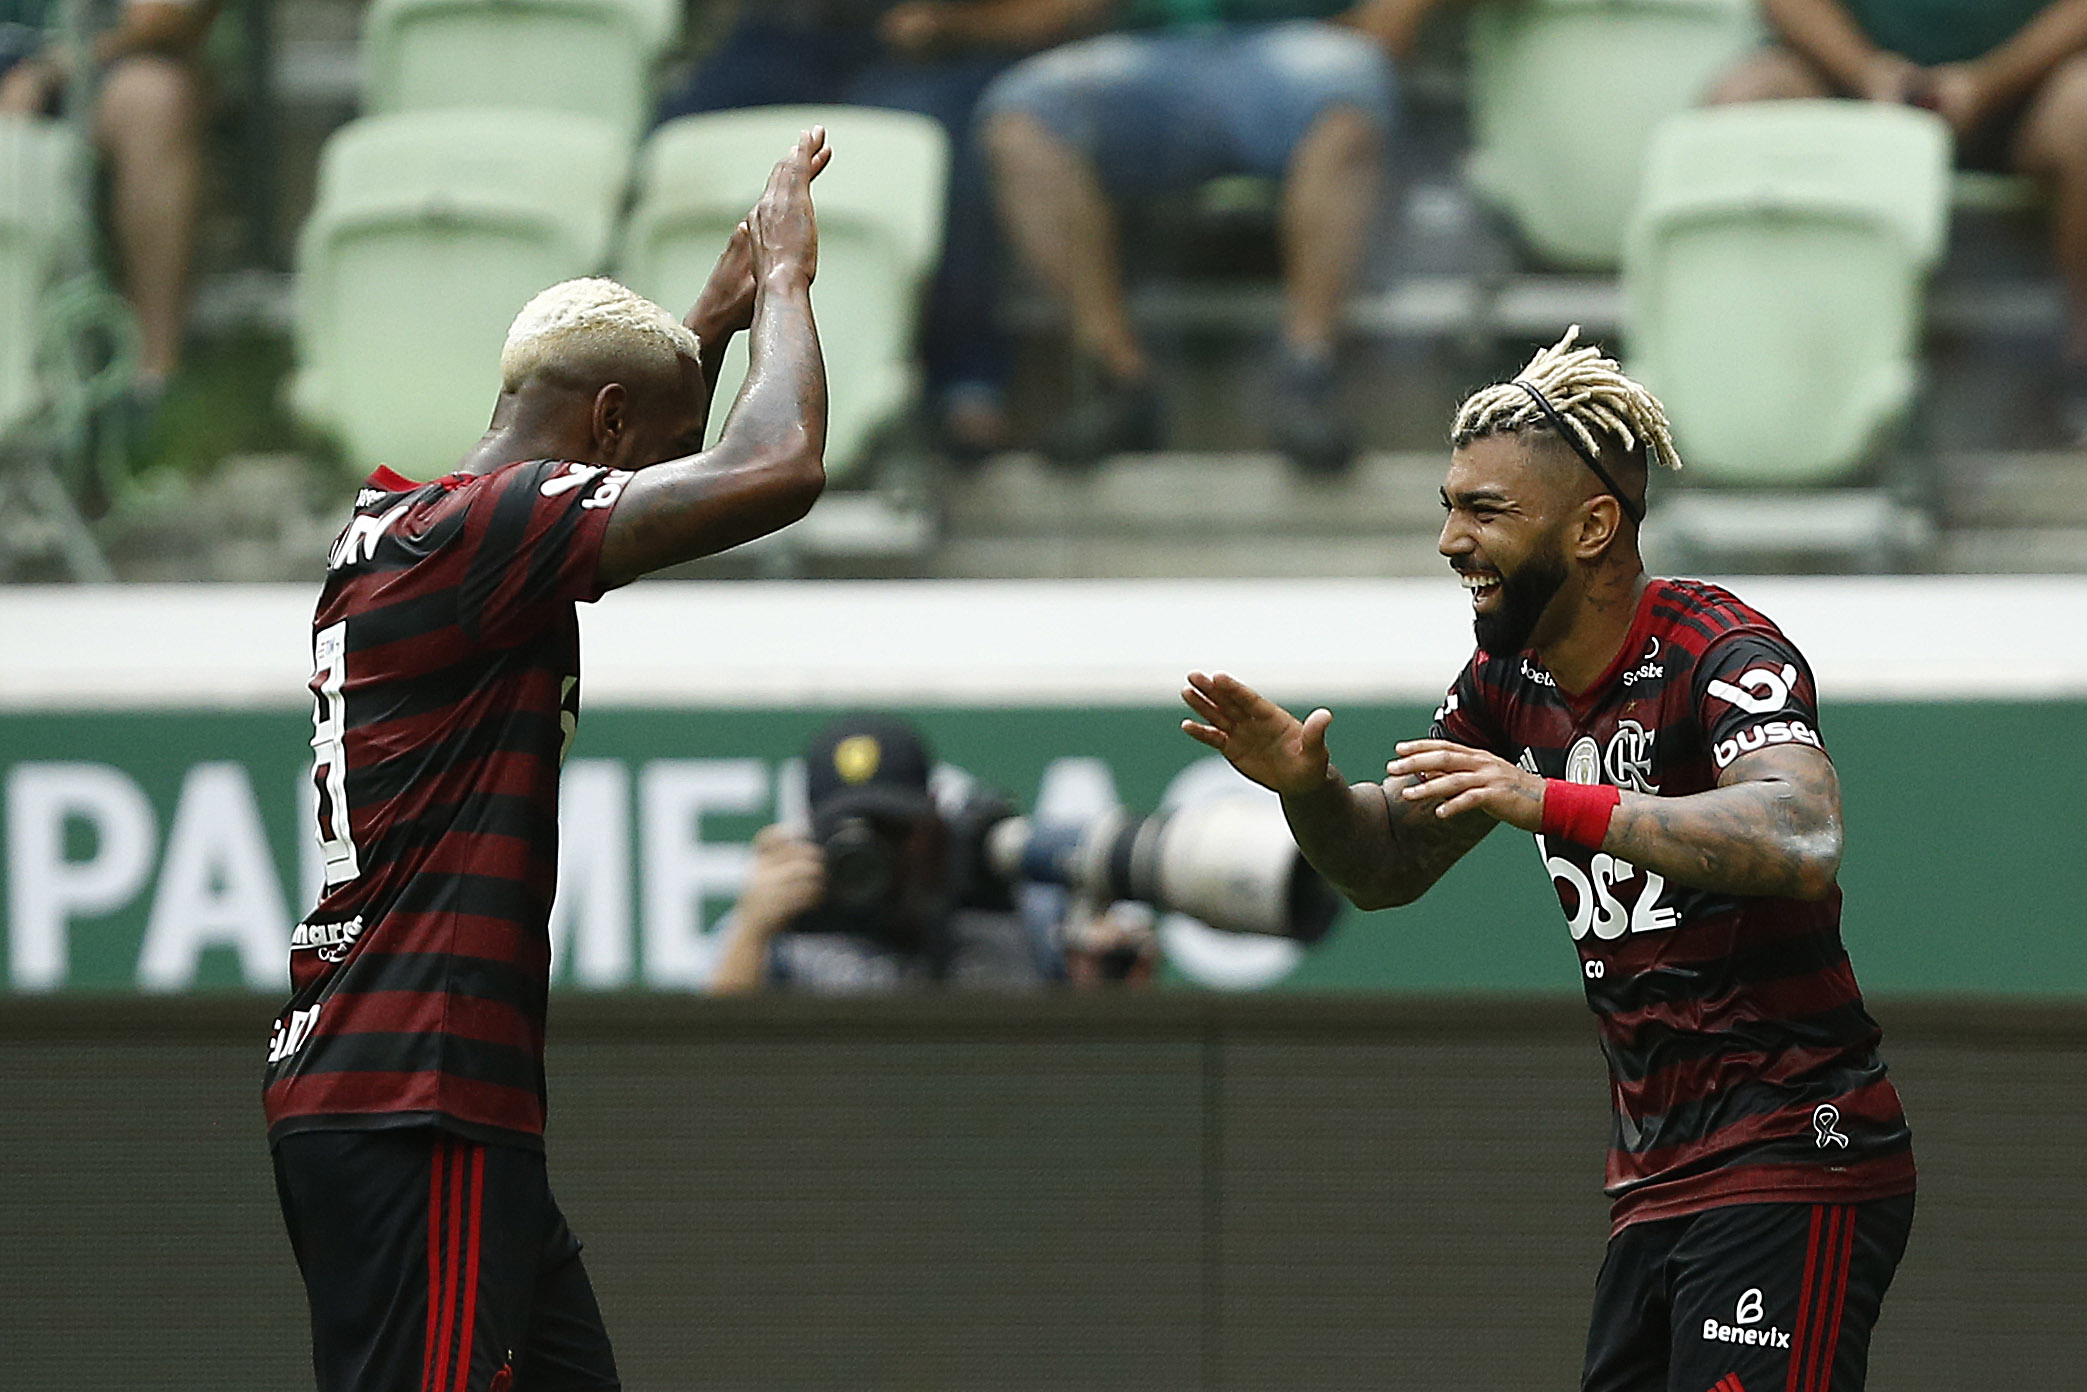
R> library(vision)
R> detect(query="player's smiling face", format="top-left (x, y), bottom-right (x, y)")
top-left (1439, 433), bottom-right (1574, 654)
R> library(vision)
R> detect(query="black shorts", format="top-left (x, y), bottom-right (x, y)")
top-left (273, 1129), bottom-right (620, 1392)
top-left (1582, 1195), bottom-right (1914, 1392)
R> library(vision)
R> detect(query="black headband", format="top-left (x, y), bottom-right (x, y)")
top-left (1510, 379), bottom-right (1644, 525)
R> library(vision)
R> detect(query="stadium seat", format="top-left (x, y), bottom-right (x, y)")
top-left (1467, 0), bottom-right (1762, 269)
top-left (0, 116), bottom-right (87, 441)
top-left (292, 109), bottom-right (630, 477)
top-left (1623, 101), bottom-right (1950, 486)
top-left (617, 106), bottom-right (949, 481)
top-left (362, 0), bottom-right (679, 144)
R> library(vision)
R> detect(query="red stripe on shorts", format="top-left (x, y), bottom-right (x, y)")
top-left (452, 1144), bottom-right (486, 1392)
top-left (1797, 1206), bottom-right (1852, 1392)
top-left (431, 1139), bottom-right (466, 1392)
top-left (1814, 1206), bottom-right (1858, 1392)
top-left (423, 1140), bottom-right (446, 1392)
top-left (1783, 1205), bottom-right (1826, 1392)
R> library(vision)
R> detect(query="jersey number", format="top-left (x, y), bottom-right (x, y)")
top-left (310, 621), bottom-right (360, 887)
top-left (1542, 839), bottom-right (1678, 941)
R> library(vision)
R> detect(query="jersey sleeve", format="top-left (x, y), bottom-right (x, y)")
top-left (1693, 629), bottom-right (1830, 774)
top-left (1427, 655), bottom-right (1510, 757)
top-left (454, 459), bottom-right (631, 647)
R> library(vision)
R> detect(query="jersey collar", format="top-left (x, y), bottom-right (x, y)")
top-left (1554, 578), bottom-right (1666, 710)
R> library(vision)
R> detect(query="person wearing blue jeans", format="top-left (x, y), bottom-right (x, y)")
top-left (979, 0), bottom-right (1439, 471)
top-left (658, 2), bottom-right (1098, 458)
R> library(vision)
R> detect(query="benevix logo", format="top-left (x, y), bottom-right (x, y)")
top-left (290, 914), bottom-right (365, 964)
top-left (1702, 1288), bottom-right (1790, 1349)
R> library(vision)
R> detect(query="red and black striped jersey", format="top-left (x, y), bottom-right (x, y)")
top-left (264, 457), bottom-right (631, 1150)
top-left (1430, 577), bottom-right (1914, 1233)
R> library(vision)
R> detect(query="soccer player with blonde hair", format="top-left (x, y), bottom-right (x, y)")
top-left (267, 130), bottom-right (832, 1392)
top-left (1184, 330), bottom-right (1915, 1392)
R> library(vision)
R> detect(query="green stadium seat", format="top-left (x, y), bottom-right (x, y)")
top-left (362, 0), bottom-right (679, 144)
top-left (1468, 0), bottom-right (1762, 270)
top-left (1624, 101), bottom-right (1949, 486)
top-left (617, 106), bottom-right (949, 481)
top-left (0, 116), bottom-right (88, 441)
top-left (292, 109), bottom-right (631, 478)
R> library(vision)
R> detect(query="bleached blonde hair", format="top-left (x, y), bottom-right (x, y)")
top-left (1451, 326), bottom-right (1682, 477)
top-left (499, 277), bottom-right (699, 394)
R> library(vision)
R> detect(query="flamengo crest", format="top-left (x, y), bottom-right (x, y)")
top-left (1604, 720), bottom-right (1659, 794)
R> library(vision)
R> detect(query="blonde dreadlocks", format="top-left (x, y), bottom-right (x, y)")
top-left (1450, 328), bottom-right (1682, 516)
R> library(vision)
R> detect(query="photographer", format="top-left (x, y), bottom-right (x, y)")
top-left (710, 715), bottom-right (1064, 993)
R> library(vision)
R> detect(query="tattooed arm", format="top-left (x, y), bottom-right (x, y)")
top-left (1386, 740), bottom-right (1844, 901)
top-left (1182, 672), bottom-right (1495, 911)
top-left (1284, 769), bottom-right (1498, 909)
top-left (1606, 744), bottom-right (1842, 899)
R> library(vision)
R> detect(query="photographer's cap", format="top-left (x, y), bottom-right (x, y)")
top-left (803, 714), bottom-right (935, 823)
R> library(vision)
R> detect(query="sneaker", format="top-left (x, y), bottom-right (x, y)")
top-left (1269, 344), bottom-right (1355, 475)
top-left (1043, 367), bottom-right (1162, 466)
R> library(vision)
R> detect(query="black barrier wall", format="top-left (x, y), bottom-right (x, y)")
top-left (3, 996), bottom-right (2083, 1391)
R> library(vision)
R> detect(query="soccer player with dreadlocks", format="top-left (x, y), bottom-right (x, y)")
top-left (1181, 329), bottom-right (1914, 1392)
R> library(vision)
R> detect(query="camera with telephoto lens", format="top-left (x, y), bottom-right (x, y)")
top-left (820, 815), bottom-right (902, 915)
top-left (977, 796), bottom-right (1339, 944)
top-left (796, 715), bottom-right (1340, 946)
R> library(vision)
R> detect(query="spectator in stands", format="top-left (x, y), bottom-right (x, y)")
top-left (978, 0), bottom-right (1438, 472)
top-left (660, 1), bottom-right (1085, 459)
top-left (0, 0), bottom-right (216, 410)
top-left (1712, 0), bottom-right (2087, 436)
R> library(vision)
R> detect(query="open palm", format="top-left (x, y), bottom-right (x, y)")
top-left (1180, 671), bottom-right (1334, 797)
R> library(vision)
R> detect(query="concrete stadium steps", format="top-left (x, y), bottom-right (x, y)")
top-left (66, 441), bottom-right (2087, 584)
top-left (927, 448), bottom-right (2087, 580)
top-left (1939, 451), bottom-right (2087, 526)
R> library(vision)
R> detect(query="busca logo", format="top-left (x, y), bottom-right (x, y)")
top-left (1705, 663), bottom-right (1798, 716)
top-left (1711, 718), bottom-right (1822, 770)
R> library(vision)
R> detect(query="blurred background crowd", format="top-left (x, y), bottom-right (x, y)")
top-left (2, 0), bottom-right (2085, 582)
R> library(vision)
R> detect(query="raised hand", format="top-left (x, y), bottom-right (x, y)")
top-left (1181, 671), bottom-right (1335, 797)
top-left (685, 219), bottom-right (756, 342)
top-left (749, 125), bottom-right (832, 292)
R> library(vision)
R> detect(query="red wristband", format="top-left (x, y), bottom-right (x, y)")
top-left (1542, 779), bottom-right (1620, 848)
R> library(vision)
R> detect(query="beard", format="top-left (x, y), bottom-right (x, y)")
top-left (1472, 548), bottom-right (1567, 656)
